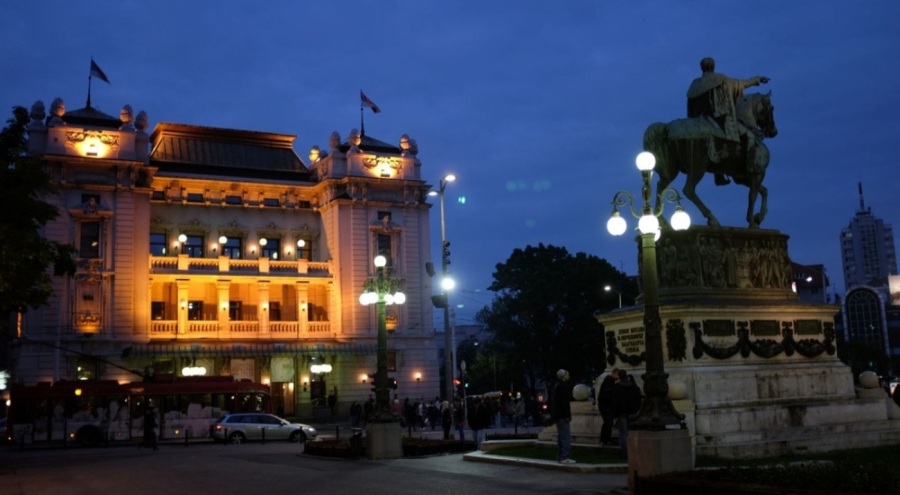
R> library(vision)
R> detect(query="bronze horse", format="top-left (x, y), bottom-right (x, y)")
top-left (643, 92), bottom-right (778, 228)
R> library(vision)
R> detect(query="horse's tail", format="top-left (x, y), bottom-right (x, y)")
top-left (643, 122), bottom-right (670, 175)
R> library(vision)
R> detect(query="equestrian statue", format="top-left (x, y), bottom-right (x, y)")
top-left (644, 57), bottom-right (777, 228)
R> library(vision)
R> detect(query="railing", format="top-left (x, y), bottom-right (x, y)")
top-left (149, 255), bottom-right (332, 277)
top-left (147, 320), bottom-right (330, 339)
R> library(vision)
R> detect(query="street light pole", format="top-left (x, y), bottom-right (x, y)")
top-left (431, 174), bottom-right (456, 399)
top-left (359, 255), bottom-right (406, 419)
top-left (607, 151), bottom-right (690, 430)
top-left (604, 285), bottom-right (623, 308)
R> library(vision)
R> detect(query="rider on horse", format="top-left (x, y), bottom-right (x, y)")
top-left (687, 57), bottom-right (769, 185)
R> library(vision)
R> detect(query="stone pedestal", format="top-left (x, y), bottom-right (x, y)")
top-left (366, 422), bottom-right (403, 459)
top-left (593, 226), bottom-right (900, 459)
top-left (627, 429), bottom-right (693, 492)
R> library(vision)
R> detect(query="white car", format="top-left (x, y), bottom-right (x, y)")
top-left (212, 413), bottom-right (317, 444)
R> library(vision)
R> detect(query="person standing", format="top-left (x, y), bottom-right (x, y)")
top-left (349, 401), bottom-right (362, 428)
top-left (611, 369), bottom-right (642, 459)
top-left (441, 401), bottom-right (452, 440)
top-left (596, 368), bottom-right (619, 446)
top-left (140, 405), bottom-right (158, 450)
top-left (453, 399), bottom-right (466, 441)
top-left (469, 397), bottom-right (491, 450)
top-left (551, 369), bottom-right (575, 464)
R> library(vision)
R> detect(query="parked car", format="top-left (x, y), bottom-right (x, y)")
top-left (212, 413), bottom-right (317, 444)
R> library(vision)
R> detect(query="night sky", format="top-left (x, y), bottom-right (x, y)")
top-left (3, 2), bottom-right (898, 327)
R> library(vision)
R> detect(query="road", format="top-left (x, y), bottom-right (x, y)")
top-left (1, 440), bottom-right (630, 495)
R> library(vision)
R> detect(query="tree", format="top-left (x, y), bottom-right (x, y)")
top-left (0, 106), bottom-right (76, 342)
top-left (476, 243), bottom-right (629, 399)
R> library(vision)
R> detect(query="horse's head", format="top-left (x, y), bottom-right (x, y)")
top-left (753, 92), bottom-right (778, 139)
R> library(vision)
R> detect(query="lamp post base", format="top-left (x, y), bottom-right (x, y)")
top-left (627, 429), bottom-right (694, 492)
top-left (365, 421), bottom-right (403, 459)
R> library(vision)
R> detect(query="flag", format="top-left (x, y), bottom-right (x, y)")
top-left (360, 91), bottom-right (381, 113)
top-left (90, 59), bottom-right (110, 84)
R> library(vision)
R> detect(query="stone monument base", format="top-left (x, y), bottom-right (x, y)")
top-left (627, 429), bottom-right (694, 492)
top-left (366, 422), bottom-right (403, 459)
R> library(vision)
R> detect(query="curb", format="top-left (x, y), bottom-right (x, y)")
top-left (463, 450), bottom-right (628, 473)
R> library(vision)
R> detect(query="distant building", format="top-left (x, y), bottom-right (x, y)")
top-left (13, 95), bottom-right (441, 418)
top-left (840, 182), bottom-right (897, 289)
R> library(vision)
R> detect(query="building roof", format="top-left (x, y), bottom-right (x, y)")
top-left (149, 122), bottom-right (311, 180)
top-left (62, 105), bottom-right (122, 128)
top-left (342, 134), bottom-right (401, 154)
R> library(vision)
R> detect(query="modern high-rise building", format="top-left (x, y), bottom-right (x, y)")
top-left (840, 182), bottom-right (897, 289)
top-left (12, 94), bottom-right (441, 419)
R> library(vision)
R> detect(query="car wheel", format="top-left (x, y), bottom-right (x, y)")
top-left (288, 431), bottom-right (306, 443)
top-left (229, 432), bottom-right (246, 445)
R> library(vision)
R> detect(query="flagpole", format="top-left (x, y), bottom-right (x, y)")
top-left (87, 73), bottom-right (93, 108)
top-left (360, 104), bottom-right (366, 137)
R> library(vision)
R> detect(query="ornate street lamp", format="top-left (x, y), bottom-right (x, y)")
top-left (359, 254), bottom-right (406, 420)
top-left (607, 151), bottom-right (690, 430)
top-left (428, 173), bottom-right (456, 399)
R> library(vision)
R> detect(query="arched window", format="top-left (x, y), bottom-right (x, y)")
top-left (845, 288), bottom-right (884, 346)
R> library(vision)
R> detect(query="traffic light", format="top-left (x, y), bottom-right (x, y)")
top-left (441, 240), bottom-right (451, 267)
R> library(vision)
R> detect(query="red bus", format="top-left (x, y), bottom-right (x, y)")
top-left (6, 375), bottom-right (271, 446)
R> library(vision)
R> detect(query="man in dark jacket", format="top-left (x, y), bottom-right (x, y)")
top-left (551, 369), bottom-right (575, 464)
top-left (611, 369), bottom-right (642, 458)
top-left (596, 368), bottom-right (619, 445)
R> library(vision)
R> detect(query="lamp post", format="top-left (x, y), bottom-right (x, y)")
top-left (359, 255), bottom-right (406, 420)
top-left (606, 151), bottom-right (690, 430)
top-left (604, 285), bottom-right (623, 308)
top-left (429, 173), bottom-right (456, 399)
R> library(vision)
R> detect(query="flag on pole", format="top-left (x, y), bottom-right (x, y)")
top-left (90, 59), bottom-right (110, 84)
top-left (360, 91), bottom-right (381, 113)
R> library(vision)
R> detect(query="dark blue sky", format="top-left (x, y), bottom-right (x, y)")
top-left (3, 2), bottom-right (898, 326)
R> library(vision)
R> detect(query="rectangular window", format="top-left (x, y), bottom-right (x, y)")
top-left (151, 190), bottom-right (165, 201)
top-left (150, 232), bottom-right (167, 256)
top-left (183, 235), bottom-right (203, 257)
top-left (296, 239), bottom-right (311, 260)
top-left (269, 302), bottom-right (281, 321)
top-left (229, 301), bottom-right (242, 321)
top-left (188, 301), bottom-right (203, 321)
top-left (261, 238), bottom-right (281, 259)
top-left (186, 192), bottom-right (204, 203)
top-left (151, 302), bottom-right (166, 320)
top-left (222, 237), bottom-right (243, 259)
top-left (80, 222), bottom-right (101, 259)
top-left (263, 198), bottom-right (279, 207)
top-left (224, 195), bottom-right (242, 205)
top-left (377, 234), bottom-right (392, 266)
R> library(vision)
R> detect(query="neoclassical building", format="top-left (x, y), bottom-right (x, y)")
top-left (16, 97), bottom-right (440, 418)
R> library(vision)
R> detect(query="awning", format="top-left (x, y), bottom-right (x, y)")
top-left (122, 342), bottom-right (375, 359)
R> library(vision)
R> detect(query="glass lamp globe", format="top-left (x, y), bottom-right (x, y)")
top-left (635, 151), bottom-right (656, 172)
top-left (670, 207), bottom-right (691, 231)
top-left (297, 239), bottom-right (306, 248)
top-left (374, 255), bottom-right (387, 268)
top-left (443, 173), bottom-right (457, 183)
top-left (259, 238), bottom-right (267, 246)
top-left (638, 213), bottom-right (659, 234)
top-left (441, 276), bottom-right (456, 291)
top-left (607, 212), bottom-right (627, 236)
top-left (367, 292), bottom-right (378, 305)
top-left (359, 293), bottom-right (369, 306)
top-left (219, 235), bottom-right (227, 244)
top-left (383, 293), bottom-right (395, 305)
top-left (178, 233), bottom-right (187, 243)
top-left (393, 292), bottom-right (406, 305)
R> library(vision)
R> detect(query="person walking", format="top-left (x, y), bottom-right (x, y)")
top-left (551, 369), bottom-right (575, 464)
top-left (611, 369), bottom-right (642, 459)
top-left (597, 368), bottom-right (619, 446)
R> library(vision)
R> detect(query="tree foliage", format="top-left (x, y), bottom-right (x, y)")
top-left (0, 106), bottom-right (76, 330)
top-left (474, 243), bottom-right (632, 397)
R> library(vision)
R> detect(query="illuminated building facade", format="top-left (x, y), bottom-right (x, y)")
top-left (16, 98), bottom-right (440, 418)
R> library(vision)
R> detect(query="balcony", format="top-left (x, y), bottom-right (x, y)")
top-left (149, 320), bottom-right (331, 340)
top-left (150, 255), bottom-right (332, 278)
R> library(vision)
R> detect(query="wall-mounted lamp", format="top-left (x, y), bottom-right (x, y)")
top-left (262, 303), bottom-right (268, 312)
top-left (212, 244), bottom-right (218, 253)
top-left (361, 374), bottom-right (369, 383)
top-left (180, 299), bottom-right (187, 310)
top-left (286, 248), bottom-right (292, 256)
top-left (301, 301), bottom-right (307, 312)
top-left (251, 246), bottom-right (256, 255)
top-left (302, 377), bottom-right (309, 392)
top-left (221, 303), bottom-right (228, 311)
top-left (415, 372), bottom-right (422, 382)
